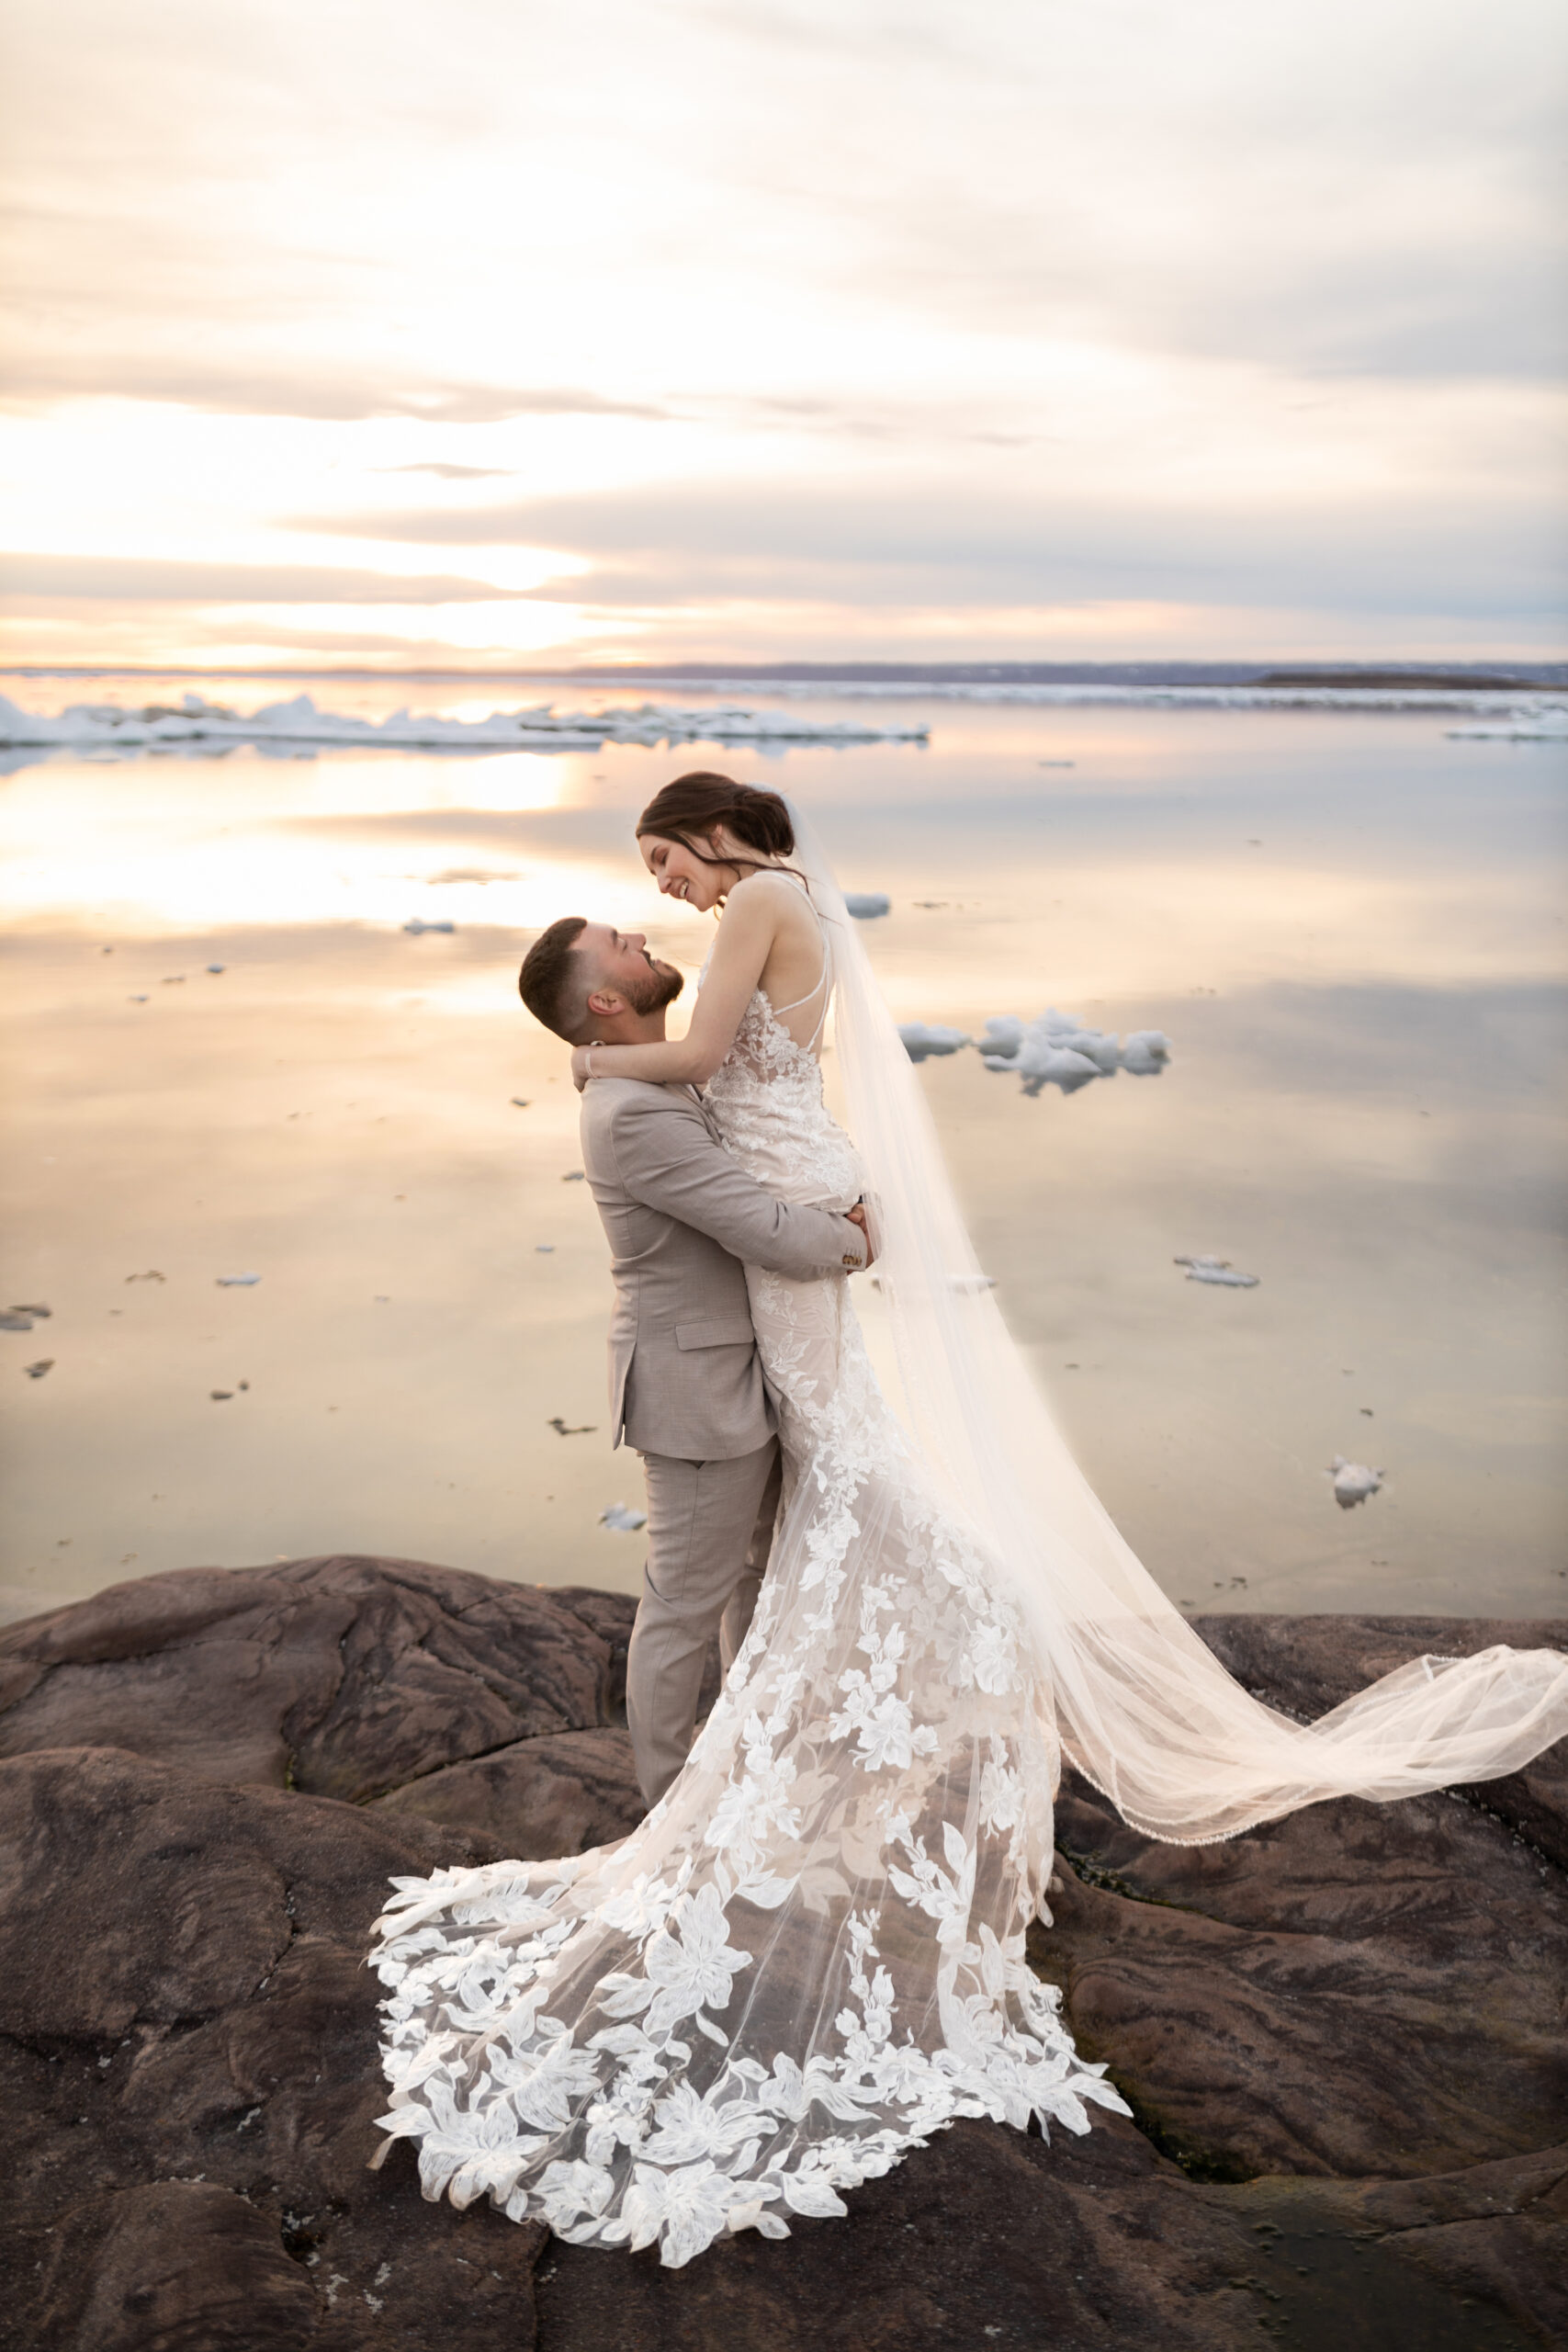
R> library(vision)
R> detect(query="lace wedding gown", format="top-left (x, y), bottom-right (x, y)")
top-left (369, 947), bottom-right (1123, 2265)
top-left (369, 833), bottom-right (1568, 2269)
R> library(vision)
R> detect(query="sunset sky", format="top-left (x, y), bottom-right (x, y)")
top-left (2, 0), bottom-right (1563, 673)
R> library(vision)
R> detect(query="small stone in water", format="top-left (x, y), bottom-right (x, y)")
top-left (24, 1359), bottom-right (53, 1379)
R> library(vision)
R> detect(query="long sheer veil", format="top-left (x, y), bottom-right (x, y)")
top-left (792, 807), bottom-right (1568, 1843)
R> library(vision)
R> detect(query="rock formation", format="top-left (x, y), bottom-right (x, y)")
top-left (1, 1556), bottom-right (1562, 2350)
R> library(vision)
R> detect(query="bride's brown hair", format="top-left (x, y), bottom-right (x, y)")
top-left (636, 773), bottom-right (806, 889)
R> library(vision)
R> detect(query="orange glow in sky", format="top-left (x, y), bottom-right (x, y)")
top-left (2, 0), bottom-right (1563, 671)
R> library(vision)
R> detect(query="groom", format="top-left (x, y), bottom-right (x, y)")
top-left (518, 915), bottom-right (872, 1806)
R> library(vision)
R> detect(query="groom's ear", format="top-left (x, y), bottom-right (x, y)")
top-left (583, 984), bottom-right (623, 1020)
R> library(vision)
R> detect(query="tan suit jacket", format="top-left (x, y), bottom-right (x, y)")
top-left (579, 1076), bottom-right (866, 1459)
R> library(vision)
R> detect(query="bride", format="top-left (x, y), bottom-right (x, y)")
top-left (368, 774), bottom-right (1568, 2268)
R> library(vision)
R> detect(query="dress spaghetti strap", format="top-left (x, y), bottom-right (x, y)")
top-left (767, 882), bottom-right (830, 1048)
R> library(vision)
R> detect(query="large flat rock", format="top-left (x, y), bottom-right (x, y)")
top-left (1033, 1770), bottom-right (1568, 2182)
top-left (0, 1553), bottom-right (637, 1805)
top-left (536, 2120), bottom-right (1567, 2352)
top-left (0, 1561), bottom-right (1562, 2350)
top-left (371, 1723), bottom-right (646, 1853)
top-left (2, 1744), bottom-right (545, 2352)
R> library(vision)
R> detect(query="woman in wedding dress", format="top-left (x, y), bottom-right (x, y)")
top-left (368, 775), bottom-right (1568, 2269)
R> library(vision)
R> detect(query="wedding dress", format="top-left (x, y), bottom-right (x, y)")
top-left (368, 819), bottom-right (1568, 2268)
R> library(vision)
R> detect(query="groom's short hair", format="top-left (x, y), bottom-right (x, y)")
top-left (518, 915), bottom-right (592, 1040)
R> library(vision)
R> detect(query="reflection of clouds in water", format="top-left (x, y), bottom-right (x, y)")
top-left (899, 1009), bottom-right (1171, 1092)
top-left (3, 701), bottom-right (1562, 1613)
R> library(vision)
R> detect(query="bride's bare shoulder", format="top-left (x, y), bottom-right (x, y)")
top-left (728, 868), bottom-right (814, 927)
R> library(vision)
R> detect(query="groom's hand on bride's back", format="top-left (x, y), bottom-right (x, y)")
top-left (845, 1204), bottom-right (875, 1269)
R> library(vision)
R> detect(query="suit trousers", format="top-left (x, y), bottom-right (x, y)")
top-left (626, 1436), bottom-right (783, 1804)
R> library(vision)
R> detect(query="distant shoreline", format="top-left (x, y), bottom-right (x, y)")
top-left (5, 657), bottom-right (1565, 690)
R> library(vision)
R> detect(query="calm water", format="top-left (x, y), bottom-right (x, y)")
top-left (2, 682), bottom-right (1564, 1625)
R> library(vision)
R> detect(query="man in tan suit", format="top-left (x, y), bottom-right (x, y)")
top-left (519, 916), bottom-right (871, 1804)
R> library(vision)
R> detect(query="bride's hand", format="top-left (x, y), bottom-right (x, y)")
top-left (570, 1046), bottom-right (593, 1092)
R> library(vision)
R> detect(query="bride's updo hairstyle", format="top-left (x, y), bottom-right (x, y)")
top-left (636, 772), bottom-right (802, 885)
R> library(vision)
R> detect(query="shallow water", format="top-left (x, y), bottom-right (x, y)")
top-left (2, 682), bottom-right (1564, 1625)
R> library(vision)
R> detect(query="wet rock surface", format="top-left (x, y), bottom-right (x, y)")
top-left (1, 1561), bottom-right (1562, 2350)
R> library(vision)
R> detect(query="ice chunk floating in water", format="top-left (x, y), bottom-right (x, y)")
top-left (0, 690), bottom-right (928, 763)
top-left (1175, 1256), bottom-right (1259, 1288)
top-left (980, 1008), bottom-right (1172, 1097)
top-left (1329, 1455), bottom-right (1384, 1509)
top-left (897, 1023), bottom-right (971, 1062)
top-left (600, 1501), bottom-right (648, 1532)
top-left (843, 892), bottom-right (892, 919)
top-left (1446, 705), bottom-right (1567, 741)
top-left (1119, 1030), bottom-right (1173, 1076)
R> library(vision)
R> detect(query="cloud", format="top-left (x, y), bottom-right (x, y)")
top-left (0, 553), bottom-right (533, 605)
top-left (376, 463), bottom-right (517, 480)
top-left (288, 479), bottom-right (1562, 622)
top-left (0, 356), bottom-right (673, 425)
top-left (2, 0), bottom-right (1562, 665)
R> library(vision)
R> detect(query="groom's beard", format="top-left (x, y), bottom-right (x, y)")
top-left (623, 958), bottom-right (684, 1016)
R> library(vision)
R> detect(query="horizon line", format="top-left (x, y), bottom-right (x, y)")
top-left (4, 655), bottom-right (1564, 685)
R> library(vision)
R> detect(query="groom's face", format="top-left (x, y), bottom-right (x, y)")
top-left (578, 922), bottom-right (684, 1020)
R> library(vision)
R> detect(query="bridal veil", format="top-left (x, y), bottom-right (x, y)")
top-left (791, 806), bottom-right (1568, 1843)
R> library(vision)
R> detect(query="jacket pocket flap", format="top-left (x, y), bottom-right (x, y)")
top-left (673, 1318), bottom-right (755, 1351)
